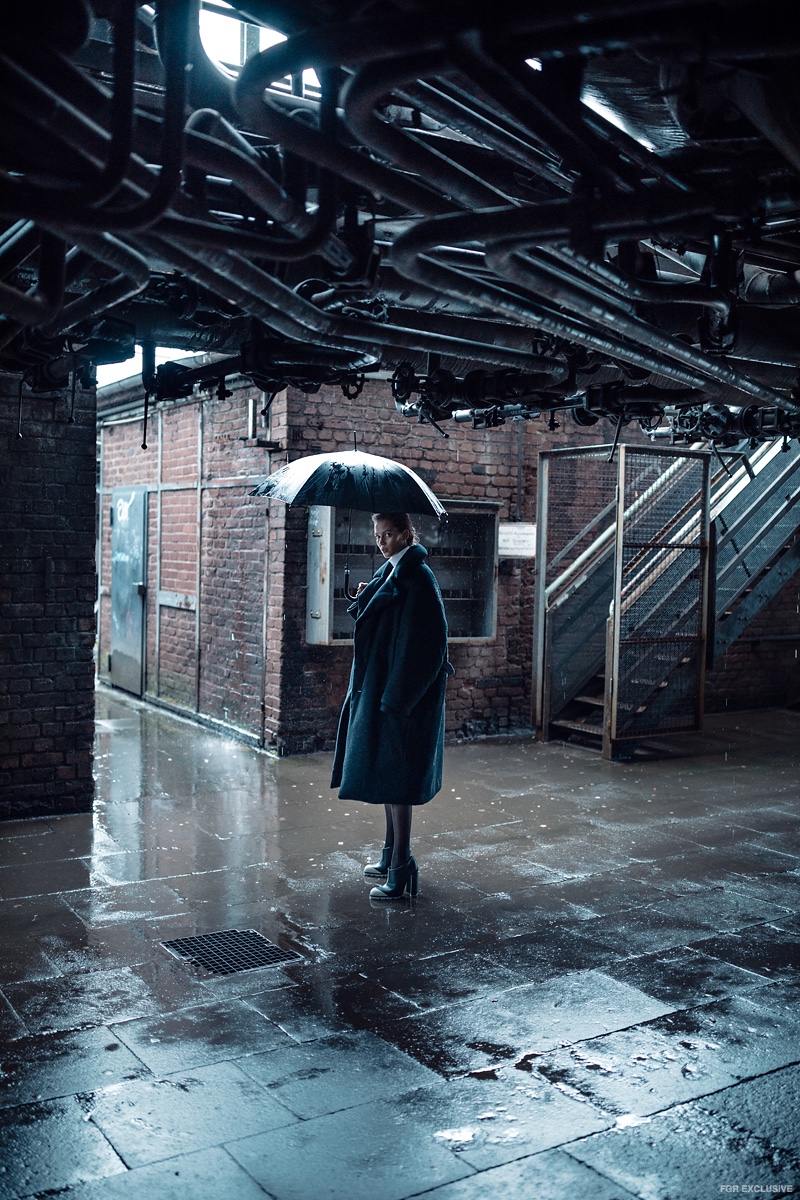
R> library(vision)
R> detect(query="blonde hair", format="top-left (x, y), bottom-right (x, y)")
top-left (372, 512), bottom-right (419, 544)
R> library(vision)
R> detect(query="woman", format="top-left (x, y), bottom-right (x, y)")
top-left (330, 512), bottom-right (453, 899)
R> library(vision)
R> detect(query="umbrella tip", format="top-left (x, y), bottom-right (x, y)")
top-left (353, 432), bottom-right (357, 451)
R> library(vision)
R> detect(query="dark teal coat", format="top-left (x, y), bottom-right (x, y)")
top-left (331, 543), bottom-right (453, 805)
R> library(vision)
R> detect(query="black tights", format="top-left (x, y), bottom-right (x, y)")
top-left (384, 803), bottom-right (412, 869)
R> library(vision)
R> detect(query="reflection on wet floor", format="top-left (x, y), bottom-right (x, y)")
top-left (1, 687), bottom-right (800, 1198)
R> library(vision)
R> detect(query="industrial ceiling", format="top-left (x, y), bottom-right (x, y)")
top-left (2, 0), bottom-right (800, 446)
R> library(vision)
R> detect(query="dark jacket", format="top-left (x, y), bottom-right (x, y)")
top-left (331, 543), bottom-right (453, 805)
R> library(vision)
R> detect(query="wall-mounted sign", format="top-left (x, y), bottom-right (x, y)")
top-left (498, 522), bottom-right (537, 558)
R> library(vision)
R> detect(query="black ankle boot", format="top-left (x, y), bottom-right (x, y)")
top-left (363, 846), bottom-right (392, 878)
top-left (369, 857), bottom-right (418, 900)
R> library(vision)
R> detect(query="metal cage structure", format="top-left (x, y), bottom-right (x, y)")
top-left (535, 444), bottom-right (710, 760)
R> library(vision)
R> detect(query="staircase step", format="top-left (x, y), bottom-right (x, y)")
top-left (551, 719), bottom-right (603, 736)
top-left (575, 694), bottom-right (604, 707)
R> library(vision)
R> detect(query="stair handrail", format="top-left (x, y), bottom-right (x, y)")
top-left (621, 439), bottom-right (800, 635)
top-left (546, 453), bottom-right (702, 607)
top-left (618, 443), bottom-right (783, 621)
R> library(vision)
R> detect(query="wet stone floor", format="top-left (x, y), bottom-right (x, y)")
top-left (1, 690), bottom-right (800, 1199)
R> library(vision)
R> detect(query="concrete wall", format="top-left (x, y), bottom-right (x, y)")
top-left (0, 374), bottom-right (96, 819)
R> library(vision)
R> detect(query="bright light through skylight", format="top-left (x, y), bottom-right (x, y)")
top-left (199, 4), bottom-right (319, 87)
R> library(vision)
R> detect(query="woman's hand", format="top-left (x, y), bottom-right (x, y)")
top-left (355, 581), bottom-right (367, 597)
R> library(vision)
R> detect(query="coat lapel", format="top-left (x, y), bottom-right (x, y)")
top-left (354, 561), bottom-right (397, 624)
top-left (352, 546), bottom-right (427, 625)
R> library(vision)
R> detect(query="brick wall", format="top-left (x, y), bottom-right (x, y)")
top-left (270, 381), bottom-right (606, 753)
top-left (1, 374), bottom-right (96, 819)
top-left (97, 380), bottom-right (275, 741)
top-left (706, 574), bottom-right (800, 711)
top-left (97, 369), bottom-right (800, 755)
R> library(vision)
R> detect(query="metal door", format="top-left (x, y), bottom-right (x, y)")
top-left (110, 487), bottom-right (148, 695)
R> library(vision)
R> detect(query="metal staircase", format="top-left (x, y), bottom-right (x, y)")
top-left (712, 440), bottom-right (800, 656)
top-left (534, 440), bottom-right (800, 759)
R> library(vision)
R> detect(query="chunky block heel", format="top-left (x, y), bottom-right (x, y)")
top-left (369, 857), bottom-right (418, 900)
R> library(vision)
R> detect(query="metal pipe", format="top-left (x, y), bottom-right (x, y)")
top-left (449, 34), bottom-right (637, 196)
top-left (41, 232), bottom-right (149, 333)
top-left (341, 54), bottom-right (512, 208)
top-left (389, 216), bottom-right (740, 394)
top-left (97, 0), bottom-right (194, 230)
top-left (546, 245), bottom-right (732, 315)
top-left (389, 191), bottom-right (715, 261)
top-left (491, 247), bottom-right (796, 409)
top-left (0, 0), bottom-right (172, 229)
top-left (0, 55), bottom-right (160, 223)
top-left (231, 0), bottom-right (706, 100)
top-left (182, 98), bottom-right (353, 264)
top-left (0, 58), bottom-right (351, 273)
top-left (184, 112), bottom-right (311, 233)
top-left (740, 268), bottom-right (800, 307)
top-left (137, 232), bottom-right (380, 365)
top-left (235, 60), bottom-right (451, 216)
top-left (68, 0), bottom-right (137, 209)
top-left (0, 231), bottom-right (65, 325)
top-left (137, 231), bottom-right (562, 371)
top-left (0, 220), bottom-right (38, 279)
top-left (402, 78), bottom-right (571, 190)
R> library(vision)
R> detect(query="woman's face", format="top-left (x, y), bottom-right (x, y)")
top-left (374, 518), bottom-right (410, 559)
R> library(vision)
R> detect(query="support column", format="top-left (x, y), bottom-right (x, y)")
top-left (0, 375), bottom-right (97, 819)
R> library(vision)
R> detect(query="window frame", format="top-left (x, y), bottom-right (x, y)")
top-left (305, 500), bottom-right (499, 646)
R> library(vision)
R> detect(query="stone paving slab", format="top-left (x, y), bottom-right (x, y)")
top-left (3, 697), bottom-right (800, 1199)
top-left (244, 967), bottom-right (420, 1041)
top-left (413, 1147), bottom-right (640, 1200)
top-left (382, 970), bottom-right (674, 1077)
top-left (700, 1062), bottom-right (800, 1157)
top-left (603, 945), bottom-right (772, 1007)
top-left (84, 1059), bottom-right (298, 1168)
top-left (111, 995), bottom-right (296, 1075)
top-left (237, 1029), bottom-right (440, 1118)
top-left (226, 1098), bottom-right (475, 1200)
top-left (566, 1100), bottom-right (798, 1200)
top-left (388, 1071), bottom-right (611, 1171)
top-left (33, 1146), bottom-right (273, 1200)
top-left (0, 1024), bottom-right (146, 1109)
top-left (0, 1096), bottom-right (126, 1199)
top-left (690, 922), bottom-right (800, 981)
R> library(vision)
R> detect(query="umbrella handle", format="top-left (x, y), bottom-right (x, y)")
top-left (343, 567), bottom-right (360, 602)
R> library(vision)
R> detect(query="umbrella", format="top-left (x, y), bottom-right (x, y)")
top-left (250, 449), bottom-right (446, 517)
top-left (251, 449), bottom-right (447, 599)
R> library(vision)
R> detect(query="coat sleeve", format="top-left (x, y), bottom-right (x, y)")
top-left (380, 569), bottom-right (448, 717)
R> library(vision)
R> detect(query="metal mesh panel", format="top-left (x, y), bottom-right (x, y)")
top-left (621, 546), bottom-right (703, 640)
top-left (544, 450), bottom-right (618, 587)
top-left (547, 556), bottom-right (614, 716)
top-left (612, 449), bottom-right (708, 741)
top-left (540, 450), bottom-right (618, 725)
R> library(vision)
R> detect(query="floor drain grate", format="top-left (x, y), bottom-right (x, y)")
top-left (162, 929), bottom-right (303, 975)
